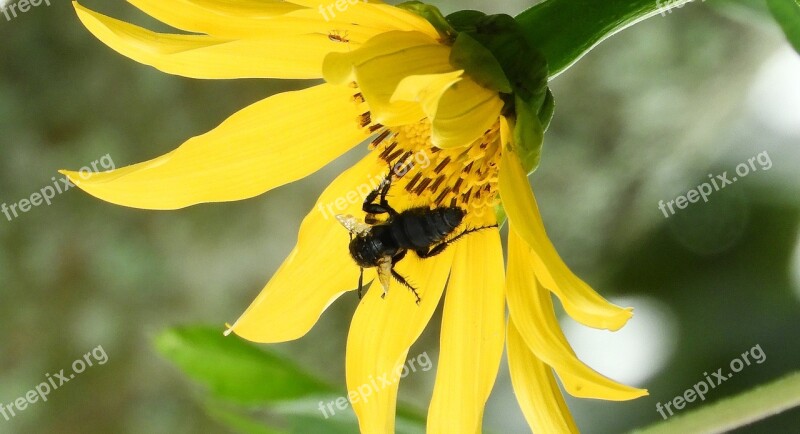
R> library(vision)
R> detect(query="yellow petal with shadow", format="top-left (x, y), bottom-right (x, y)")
top-left (289, 0), bottom-right (439, 38)
top-left (61, 84), bottom-right (369, 210)
top-left (499, 148), bottom-right (634, 331)
top-left (126, 0), bottom-right (386, 44)
top-left (324, 30), bottom-right (452, 127)
top-left (346, 247), bottom-right (455, 433)
top-left (74, 2), bottom-right (341, 79)
top-left (429, 78), bottom-right (504, 149)
top-left (507, 319), bottom-right (579, 434)
top-left (391, 70), bottom-right (464, 119)
top-left (227, 155), bottom-right (387, 343)
top-left (127, 0), bottom-right (304, 38)
top-left (506, 229), bottom-right (649, 401)
top-left (428, 227), bottom-right (505, 434)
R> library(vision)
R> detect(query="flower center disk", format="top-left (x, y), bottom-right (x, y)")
top-left (368, 120), bottom-right (502, 222)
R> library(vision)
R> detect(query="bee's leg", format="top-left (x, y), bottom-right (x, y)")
top-left (416, 224), bottom-right (499, 258)
top-left (362, 182), bottom-right (384, 210)
top-left (363, 172), bottom-right (399, 217)
top-left (389, 269), bottom-right (421, 305)
top-left (392, 250), bottom-right (407, 263)
top-left (363, 174), bottom-right (391, 210)
top-left (357, 267), bottom-right (365, 300)
top-left (387, 249), bottom-right (419, 303)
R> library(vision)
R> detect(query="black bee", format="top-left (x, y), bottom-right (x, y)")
top-left (336, 172), bottom-right (496, 304)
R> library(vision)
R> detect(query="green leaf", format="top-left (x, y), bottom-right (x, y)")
top-left (287, 414), bottom-right (361, 434)
top-left (767, 0), bottom-right (800, 53)
top-left (633, 372), bottom-right (800, 434)
top-left (155, 326), bottom-right (334, 404)
top-left (515, 0), bottom-right (699, 78)
top-left (205, 403), bottom-right (288, 434)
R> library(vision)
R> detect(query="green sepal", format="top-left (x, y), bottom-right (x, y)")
top-left (397, 1), bottom-right (456, 41)
top-left (538, 88), bottom-right (556, 133)
top-left (402, 4), bottom-right (553, 177)
top-left (449, 32), bottom-right (513, 93)
top-left (465, 14), bottom-right (549, 104)
top-left (513, 94), bottom-right (545, 174)
top-left (445, 10), bottom-right (487, 33)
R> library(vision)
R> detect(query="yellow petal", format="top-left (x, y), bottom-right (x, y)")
top-left (507, 320), bottom-right (579, 434)
top-left (61, 84), bottom-right (369, 210)
top-left (391, 70), bottom-right (464, 118)
top-left (429, 78), bottom-right (504, 149)
top-left (323, 30), bottom-right (452, 127)
top-left (499, 115), bottom-right (513, 147)
top-left (126, 0), bottom-right (384, 44)
top-left (126, 0), bottom-right (305, 37)
top-left (346, 248), bottom-right (455, 433)
top-left (227, 154), bottom-right (383, 343)
top-left (341, 37), bottom-right (502, 149)
top-left (290, 0), bottom-right (439, 38)
top-left (428, 227), bottom-right (505, 434)
top-left (125, 0), bottom-right (437, 46)
top-left (74, 2), bottom-right (338, 79)
top-left (499, 148), bottom-right (634, 331)
top-left (506, 230), bottom-right (648, 401)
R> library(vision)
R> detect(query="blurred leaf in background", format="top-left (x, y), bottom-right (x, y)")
top-left (766, 0), bottom-right (800, 52)
top-left (156, 326), bottom-right (426, 434)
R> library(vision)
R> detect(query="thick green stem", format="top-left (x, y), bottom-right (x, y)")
top-left (515, 0), bottom-right (696, 78)
top-left (633, 372), bottom-right (800, 434)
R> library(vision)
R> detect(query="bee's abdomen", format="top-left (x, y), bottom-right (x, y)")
top-left (392, 207), bottom-right (465, 250)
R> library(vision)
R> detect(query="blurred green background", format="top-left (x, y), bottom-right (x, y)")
top-left (1, 0), bottom-right (798, 433)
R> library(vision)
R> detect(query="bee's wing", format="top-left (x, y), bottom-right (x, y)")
top-left (336, 214), bottom-right (371, 236)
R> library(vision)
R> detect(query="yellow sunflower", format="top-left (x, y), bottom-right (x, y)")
top-left (64, 1), bottom-right (648, 432)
